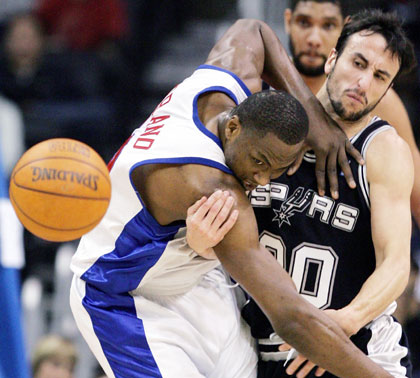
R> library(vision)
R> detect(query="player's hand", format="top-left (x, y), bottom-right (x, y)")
top-left (278, 308), bottom-right (360, 377)
top-left (186, 190), bottom-right (238, 259)
top-left (289, 104), bottom-right (364, 199)
top-left (279, 343), bottom-right (325, 377)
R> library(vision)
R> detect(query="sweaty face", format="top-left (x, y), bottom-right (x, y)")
top-left (286, 1), bottom-right (343, 77)
top-left (224, 129), bottom-right (303, 191)
top-left (325, 32), bottom-right (400, 122)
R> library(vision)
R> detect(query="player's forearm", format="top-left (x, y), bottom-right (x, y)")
top-left (256, 281), bottom-right (390, 377)
top-left (271, 306), bottom-right (391, 378)
top-left (215, 245), bottom-right (390, 378)
top-left (342, 255), bottom-right (409, 333)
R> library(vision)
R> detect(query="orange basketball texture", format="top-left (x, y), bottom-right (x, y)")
top-left (9, 138), bottom-right (111, 242)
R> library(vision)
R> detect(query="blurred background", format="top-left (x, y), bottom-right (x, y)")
top-left (0, 0), bottom-right (419, 377)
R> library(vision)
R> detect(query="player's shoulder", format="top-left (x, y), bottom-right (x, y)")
top-left (366, 125), bottom-right (413, 182)
top-left (181, 164), bottom-right (247, 198)
top-left (367, 125), bottom-right (408, 155)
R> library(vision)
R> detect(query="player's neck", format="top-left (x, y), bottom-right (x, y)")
top-left (302, 73), bottom-right (326, 95)
top-left (317, 83), bottom-right (373, 139)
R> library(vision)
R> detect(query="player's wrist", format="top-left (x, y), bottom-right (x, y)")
top-left (337, 307), bottom-right (363, 336)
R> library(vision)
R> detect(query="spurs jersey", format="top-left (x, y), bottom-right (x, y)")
top-left (70, 66), bottom-right (258, 378)
top-left (243, 117), bottom-right (412, 377)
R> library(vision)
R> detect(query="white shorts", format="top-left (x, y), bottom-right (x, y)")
top-left (70, 268), bottom-right (257, 378)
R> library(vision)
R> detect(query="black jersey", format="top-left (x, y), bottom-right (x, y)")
top-left (243, 117), bottom-right (392, 338)
top-left (243, 117), bottom-right (412, 377)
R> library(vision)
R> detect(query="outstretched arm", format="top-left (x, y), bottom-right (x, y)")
top-left (336, 130), bottom-right (413, 333)
top-left (182, 177), bottom-right (390, 377)
top-left (205, 19), bottom-right (363, 199)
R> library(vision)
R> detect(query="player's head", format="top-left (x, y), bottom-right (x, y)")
top-left (285, 1), bottom-right (344, 77)
top-left (222, 90), bottom-right (308, 191)
top-left (325, 9), bottom-right (416, 122)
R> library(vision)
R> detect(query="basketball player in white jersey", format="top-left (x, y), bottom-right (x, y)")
top-left (70, 19), bottom-right (392, 378)
top-left (187, 10), bottom-right (416, 378)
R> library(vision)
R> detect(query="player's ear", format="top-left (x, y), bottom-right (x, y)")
top-left (284, 8), bottom-right (292, 35)
top-left (343, 15), bottom-right (351, 25)
top-left (325, 48), bottom-right (337, 76)
top-left (225, 115), bottom-right (242, 141)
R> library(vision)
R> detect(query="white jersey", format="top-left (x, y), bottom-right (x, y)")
top-left (71, 65), bottom-right (251, 296)
top-left (70, 65), bottom-right (257, 378)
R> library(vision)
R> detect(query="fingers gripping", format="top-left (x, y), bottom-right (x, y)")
top-left (327, 149), bottom-right (339, 200)
top-left (187, 196), bottom-right (208, 216)
top-left (186, 190), bottom-right (238, 254)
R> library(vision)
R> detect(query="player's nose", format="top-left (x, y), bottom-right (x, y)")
top-left (254, 171), bottom-right (270, 186)
top-left (307, 27), bottom-right (322, 49)
top-left (357, 73), bottom-right (373, 93)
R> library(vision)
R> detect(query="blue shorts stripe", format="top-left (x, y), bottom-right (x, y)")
top-left (82, 284), bottom-right (162, 377)
top-left (79, 208), bottom-right (183, 376)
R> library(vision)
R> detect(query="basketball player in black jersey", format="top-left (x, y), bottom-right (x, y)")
top-left (282, 0), bottom-right (420, 227)
top-left (186, 9), bottom-right (416, 378)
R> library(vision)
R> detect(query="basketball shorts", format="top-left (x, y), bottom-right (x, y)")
top-left (257, 313), bottom-right (412, 378)
top-left (70, 267), bottom-right (257, 378)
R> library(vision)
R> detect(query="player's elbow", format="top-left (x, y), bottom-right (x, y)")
top-left (233, 18), bottom-right (266, 32)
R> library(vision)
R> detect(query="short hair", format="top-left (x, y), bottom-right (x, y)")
top-left (335, 9), bottom-right (417, 80)
top-left (229, 90), bottom-right (308, 145)
top-left (289, 0), bottom-right (343, 14)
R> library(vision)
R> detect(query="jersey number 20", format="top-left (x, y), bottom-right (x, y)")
top-left (260, 231), bottom-right (338, 309)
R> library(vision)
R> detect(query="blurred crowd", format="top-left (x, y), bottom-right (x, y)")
top-left (0, 1), bottom-right (419, 377)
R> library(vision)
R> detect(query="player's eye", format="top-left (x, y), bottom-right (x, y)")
top-left (253, 158), bottom-right (264, 166)
top-left (296, 18), bottom-right (310, 28)
top-left (374, 72), bottom-right (385, 81)
top-left (323, 22), bottom-right (337, 31)
top-left (354, 60), bottom-right (364, 69)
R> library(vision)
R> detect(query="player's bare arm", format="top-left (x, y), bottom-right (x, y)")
top-left (334, 129), bottom-right (413, 334)
top-left (374, 88), bottom-right (420, 227)
top-left (278, 128), bottom-right (415, 378)
top-left (205, 19), bottom-right (363, 199)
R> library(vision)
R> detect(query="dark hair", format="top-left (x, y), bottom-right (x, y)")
top-left (229, 90), bottom-right (308, 145)
top-left (335, 9), bottom-right (417, 80)
top-left (289, 0), bottom-right (342, 13)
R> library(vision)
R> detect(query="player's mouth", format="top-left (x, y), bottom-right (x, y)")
top-left (345, 90), bottom-right (366, 105)
top-left (301, 51), bottom-right (324, 63)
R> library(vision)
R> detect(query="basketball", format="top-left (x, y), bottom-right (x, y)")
top-left (9, 138), bottom-right (111, 242)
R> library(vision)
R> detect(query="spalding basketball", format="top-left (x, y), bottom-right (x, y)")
top-left (9, 138), bottom-right (111, 242)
